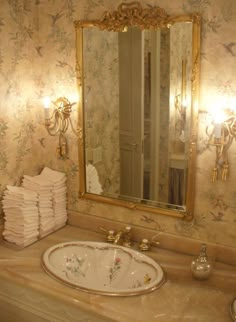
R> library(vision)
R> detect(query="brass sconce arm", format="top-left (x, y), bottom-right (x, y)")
top-left (206, 108), bottom-right (236, 182)
top-left (43, 97), bottom-right (78, 158)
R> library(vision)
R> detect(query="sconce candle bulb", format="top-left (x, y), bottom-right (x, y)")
top-left (214, 123), bottom-right (222, 139)
top-left (43, 96), bottom-right (51, 120)
top-left (43, 96), bottom-right (51, 108)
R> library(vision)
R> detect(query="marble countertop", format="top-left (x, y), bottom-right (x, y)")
top-left (0, 225), bottom-right (235, 322)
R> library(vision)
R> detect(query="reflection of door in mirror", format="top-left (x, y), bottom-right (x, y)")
top-left (144, 28), bottom-right (170, 204)
top-left (119, 28), bottom-right (144, 199)
top-left (119, 28), bottom-right (172, 202)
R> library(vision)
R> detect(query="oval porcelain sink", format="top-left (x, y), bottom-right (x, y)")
top-left (41, 241), bottom-right (165, 296)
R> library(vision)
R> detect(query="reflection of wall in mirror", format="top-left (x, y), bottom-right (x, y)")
top-left (83, 28), bottom-right (120, 196)
top-left (169, 22), bottom-right (192, 205)
top-left (169, 22), bottom-right (192, 151)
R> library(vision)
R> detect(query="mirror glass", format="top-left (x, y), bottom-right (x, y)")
top-left (76, 4), bottom-right (200, 219)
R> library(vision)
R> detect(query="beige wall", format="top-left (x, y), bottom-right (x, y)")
top-left (0, 0), bottom-right (236, 248)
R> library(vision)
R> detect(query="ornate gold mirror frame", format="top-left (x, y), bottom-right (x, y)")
top-left (75, 2), bottom-right (200, 220)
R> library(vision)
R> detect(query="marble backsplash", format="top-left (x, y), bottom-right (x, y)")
top-left (0, 0), bottom-right (235, 248)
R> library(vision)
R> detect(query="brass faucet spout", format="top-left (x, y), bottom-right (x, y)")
top-left (113, 231), bottom-right (123, 245)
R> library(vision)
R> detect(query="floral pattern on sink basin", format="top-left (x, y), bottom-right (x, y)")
top-left (41, 241), bottom-right (165, 296)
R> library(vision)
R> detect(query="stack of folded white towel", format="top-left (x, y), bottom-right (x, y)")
top-left (22, 174), bottom-right (55, 238)
top-left (2, 167), bottom-right (67, 247)
top-left (40, 167), bottom-right (67, 229)
top-left (2, 186), bottom-right (39, 247)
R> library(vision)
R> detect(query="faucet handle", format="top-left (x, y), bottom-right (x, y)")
top-left (139, 234), bottom-right (161, 251)
top-left (139, 238), bottom-right (151, 251)
top-left (99, 226), bottom-right (116, 243)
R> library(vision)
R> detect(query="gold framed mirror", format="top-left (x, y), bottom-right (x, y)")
top-left (75, 2), bottom-right (200, 220)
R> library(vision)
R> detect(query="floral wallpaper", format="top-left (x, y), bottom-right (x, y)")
top-left (0, 0), bottom-right (236, 249)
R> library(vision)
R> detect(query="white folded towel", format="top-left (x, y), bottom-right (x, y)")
top-left (40, 167), bottom-right (66, 183)
top-left (4, 215), bottom-right (39, 223)
top-left (3, 196), bottom-right (37, 203)
top-left (53, 198), bottom-right (67, 204)
top-left (53, 186), bottom-right (67, 194)
top-left (3, 206), bottom-right (39, 213)
top-left (53, 180), bottom-right (67, 189)
top-left (23, 175), bottom-right (53, 187)
top-left (2, 168), bottom-right (68, 247)
top-left (53, 205), bottom-right (67, 211)
top-left (40, 224), bottom-right (54, 231)
top-left (53, 194), bottom-right (67, 201)
top-left (4, 219), bottom-right (39, 227)
top-left (38, 201), bottom-right (52, 207)
top-left (53, 191), bottom-right (67, 197)
top-left (38, 195), bottom-right (52, 201)
top-left (5, 186), bottom-right (38, 199)
top-left (40, 224), bottom-right (55, 230)
top-left (39, 229), bottom-right (55, 238)
top-left (2, 201), bottom-right (37, 209)
top-left (40, 216), bottom-right (54, 223)
top-left (54, 219), bottom-right (66, 225)
top-left (4, 227), bottom-right (38, 235)
top-left (54, 202), bottom-right (66, 207)
top-left (3, 228), bottom-right (38, 238)
top-left (3, 194), bottom-right (38, 203)
top-left (4, 227), bottom-right (38, 236)
top-left (54, 223), bottom-right (66, 230)
top-left (3, 235), bottom-right (38, 247)
top-left (39, 216), bottom-right (54, 222)
top-left (40, 223), bottom-right (55, 230)
top-left (3, 215), bottom-right (38, 222)
top-left (54, 210), bottom-right (67, 216)
top-left (38, 194), bottom-right (53, 200)
top-left (39, 208), bottom-right (54, 215)
top-left (22, 182), bottom-right (52, 193)
top-left (3, 192), bottom-right (37, 201)
top-left (4, 234), bottom-right (38, 246)
top-left (53, 196), bottom-right (66, 202)
top-left (55, 216), bottom-right (67, 222)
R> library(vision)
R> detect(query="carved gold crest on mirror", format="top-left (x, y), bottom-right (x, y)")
top-left (75, 2), bottom-right (200, 220)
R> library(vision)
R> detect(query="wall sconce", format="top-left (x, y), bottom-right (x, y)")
top-left (43, 96), bottom-right (78, 158)
top-left (206, 102), bottom-right (236, 182)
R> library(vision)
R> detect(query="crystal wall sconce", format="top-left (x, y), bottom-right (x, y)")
top-left (206, 102), bottom-right (236, 182)
top-left (43, 97), bottom-right (78, 158)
